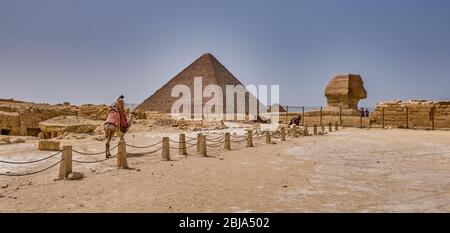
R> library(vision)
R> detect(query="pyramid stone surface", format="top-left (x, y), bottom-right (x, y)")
top-left (136, 53), bottom-right (260, 115)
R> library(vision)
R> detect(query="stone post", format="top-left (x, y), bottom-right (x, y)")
top-left (265, 131), bottom-right (271, 144)
top-left (313, 124), bottom-right (317, 135)
top-left (328, 122), bottom-right (332, 132)
top-left (179, 134), bottom-right (187, 155)
top-left (281, 127), bottom-right (286, 141)
top-left (335, 121), bottom-right (338, 131)
top-left (161, 137), bottom-right (170, 161)
top-left (246, 129), bottom-right (253, 147)
top-left (200, 135), bottom-right (207, 157)
top-left (196, 133), bottom-right (203, 153)
top-left (304, 124), bottom-right (309, 136)
top-left (58, 146), bottom-right (72, 179)
top-left (224, 132), bottom-right (231, 150)
top-left (321, 123), bottom-right (325, 133)
top-left (117, 139), bottom-right (128, 169)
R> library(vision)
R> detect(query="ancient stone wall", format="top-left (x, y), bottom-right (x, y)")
top-left (370, 100), bottom-right (450, 129)
top-left (0, 100), bottom-right (123, 136)
top-left (77, 104), bottom-right (110, 120)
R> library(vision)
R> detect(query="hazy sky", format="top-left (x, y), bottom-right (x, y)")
top-left (1, 0), bottom-right (450, 107)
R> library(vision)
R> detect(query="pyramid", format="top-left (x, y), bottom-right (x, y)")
top-left (136, 53), bottom-right (263, 117)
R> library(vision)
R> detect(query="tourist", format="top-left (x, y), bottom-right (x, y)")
top-left (289, 115), bottom-right (301, 126)
top-left (365, 108), bottom-right (370, 118)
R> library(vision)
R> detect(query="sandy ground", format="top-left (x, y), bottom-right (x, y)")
top-left (2, 127), bottom-right (450, 212)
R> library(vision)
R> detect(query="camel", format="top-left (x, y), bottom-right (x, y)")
top-left (104, 96), bottom-right (136, 158)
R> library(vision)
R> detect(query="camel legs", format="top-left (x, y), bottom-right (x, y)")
top-left (104, 124), bottom-right (115, 158)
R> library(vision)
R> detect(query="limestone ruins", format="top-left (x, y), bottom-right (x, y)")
top-left (0, 98), bottom-right (114, 137)
top-left (370, 100), bottom-right (450, 128)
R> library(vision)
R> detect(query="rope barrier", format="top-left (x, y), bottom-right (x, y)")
top-left (128, 147), bottom-right (162, 156)
top-left (72, 153), bottom-right (118, 164)
top-left (186, 141), bottom-right (197, 146)
top-left (206, 141), bottom-right (225, 148)
top-left (185, 136), bottom-right (197, 140)
top-left (169, 144), bottom-right (196, 150)
top-left (231, 138), bottom-right (248, 143)
top-left (0, 159), bottom-right (63, 177)
top-left (126, 140), bottom-right (162, 149)
top-left (206, 136), bottom-right (225, 143)
top-left (206, 134), bottom-right (225, 140)
top-left (0, 150), bottom-right (63, 164)
top-left (72, 144), bottom-right (118, 156)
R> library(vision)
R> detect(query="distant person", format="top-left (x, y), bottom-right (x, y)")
top-left (360, 108), bottom-right (365, 118)
top-left (289, 115), bottom-right (301, 126)
top-left (365, 108), bottom-right (370, 118)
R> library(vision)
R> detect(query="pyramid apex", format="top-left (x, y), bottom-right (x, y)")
top-left (200, 52), bottom-right (215, 59)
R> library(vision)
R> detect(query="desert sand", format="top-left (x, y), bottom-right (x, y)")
top-left (1, 127), bottom-right (450, 213)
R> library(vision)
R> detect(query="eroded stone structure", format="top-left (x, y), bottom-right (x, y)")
top-left (38, 116), bottom-right (100, 139)
top-left (0, 99), bottom-right (122, 137)
top-left (370, 100), bottom-right (450, 128)
top-left (325, 74), bottom-right (367, 110)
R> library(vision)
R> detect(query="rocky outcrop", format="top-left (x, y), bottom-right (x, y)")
top-left (38, 116), bottom-right (101, 139)
top-left (0, 99), bottom-right (124, 136)
top-left (38, 139), bottom-right (60, 151)
top-left (324, 74), bottom-right (367, 110)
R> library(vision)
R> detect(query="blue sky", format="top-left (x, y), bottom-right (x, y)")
top-left (1, 0), bottom-right (450, 107)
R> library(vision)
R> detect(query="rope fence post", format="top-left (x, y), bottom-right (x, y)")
top-left (200, 135), bottom-right (207, 157)
top-left (406, 106), bottom-right (409, 129)
top-left (328, 122), bottom-right (332, 132)
top-left (431, 106), bottom-right (436, 130)
top-left (286, 105), bottom-right (288, 124)
top-left (302, 106), bottom-right (305, 126)
top-left (161, 137), bottom-right (170, 161)
top-left (58, 146), bottom-right (72, 179)
top-left (196, 133), bottom-right (203, 153)
top-left (335, 121), bottom-right (338, 131)
top-left (320, 106), bottom-right (323, 126)
top-left (313, 124), bottom-right (317, 135)
top-left (304, 124), bottom-right (309, 136)
top-left (281, 127), bottom-right (286, 141)
top-left (117, 139), bottom-right (128, 169)
top-left (247, 129), bottom-right (253, 147)
top-left (321, 123), bottom-right (325, 133)
top-left (224, 132), bottom-right (231, 150)
top-left (265, 131), bottom-right (271, 144)
top-left (179, 134), bottom-right (187, 155)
